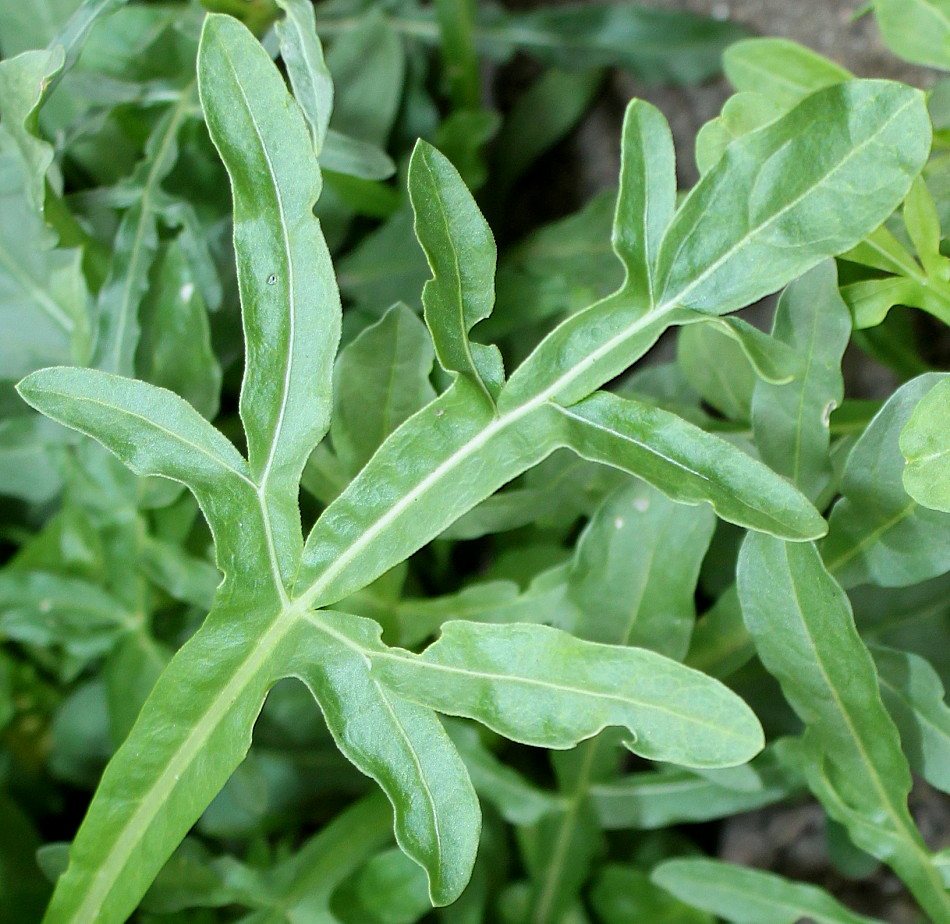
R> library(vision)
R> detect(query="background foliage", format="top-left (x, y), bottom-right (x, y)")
top-left (2, 1), bottom-right (950, 923)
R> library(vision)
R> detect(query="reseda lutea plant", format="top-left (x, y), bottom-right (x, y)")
top-left (7, 7), bottom-right (945, 924)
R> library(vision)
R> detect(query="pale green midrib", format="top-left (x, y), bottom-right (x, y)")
top-left (0, 236), bottom-right (75, 332)
top-left (58, 78), bottom-right (916, 921)
top-left (373, 680), bottom-right (446, 871)
top-left (66, 611), bottom-right (293, 922)
top-left (106, 83), bottom-right (194, 373)
top-left (304, 611), bottom-right (753, 746)
top-left (218, 42), bottom-right (301, 495)
top-left (782, 551), bottom-right (950, 915)
top-left (295, 92), bottom-right (920, 604)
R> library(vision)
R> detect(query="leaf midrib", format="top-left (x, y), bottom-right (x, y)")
top-left (217, 41), bottom-right (299, 493)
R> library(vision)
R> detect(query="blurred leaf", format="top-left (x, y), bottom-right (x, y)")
top-left (823, 374), bottom-right (950, 587)
top-left (653, 858), bottom-right (885, 924)
top-left (901, 375), bottom-right (950, 513)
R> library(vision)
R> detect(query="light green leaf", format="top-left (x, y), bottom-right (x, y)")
top-left (296, 379), bottom-right (554, 608)
top-left (38, 601), bottom-right (297, 924)
top-left (612, 99), bottom-right (676, 306)
top-left (841, 276), bottom-right (929, 330)
top-left (409, 140), bottom-right (501, 401)
top-left (16, 366), bottom-right (259, 580)
top-left (321, 129), bottom-right (396, 181)
top-left (652, 858), bottom-right (885, 924)
top-left (872, 645), bottom-right (950, 795)
top-left (289, 611), bottom-right (480, 906)
top-left (325, 11), bottom-right (403, 148)
top-left (738, 535), bottom-right (950, 920)
top-left (568, 481), bottom-right (715, 657)
top-left (274, 0), bottom-right (333, 153)
top-left (694, 92), bottom-right (784, 176)
top-left (550, 390), bottom-right (826, 540)
top-left (904, 176), bottom-right (946, 278)
top-left (875, 0), bottom-right (950, 69)
top-left (823, 373), bottom-right (950, 586)
top-left (655, 81), bottom-right (931, 317)
top-left (371, 620), bottom-right (764, 768)
top-left (901, 375), bottom-right (950, 513)
top-left (752, 261), bottom-right (850, 502)
top-left (723, 38), bottom-right (851, 106)
top-left (331, 303), bottom-right (436, 476)
top-left (501, 80), bottom-right (928, 409)
top-left (198, 14), bottom-right (341, 579)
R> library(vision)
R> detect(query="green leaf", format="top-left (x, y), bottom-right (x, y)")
top-left (38, 603), bottom-right (295, 924)
top-left (567, 481), bottom-right (715, 657)
top-left (485, 2), bottom-right (747, 84)
top-left (652, 858), bottom-right (885, 924)
top-left (0, 570), bottom-right (132, 662)
top-left (723, 38), bottom-right (851, 106)
top-left (694, 92), bottom-right (784, 176)
top-left (0, 47), bottom-right (65, 213)
top-left (501, 80), bottom-right (929, 409)
top-left (550, 390), bottom-right (827, 540)
top-left (901, 375), bottom-right (950, 513)
top-left (823, 373), bottom-right (950, 587)
top-left (408, 140), bottom-right (501, 401)
top-left (872, 645), bottom-right (950, 795)
top-left (198, 13), bottom-right (341, 579)
top-left (590, 755), bottom-right (798, 830)
top-left (296, 379), bottom-right (554, 608)
top-left (371, 620), bottom-right (765, 768)
top-left (137, 239), bottom-right (221, 421)
top-left (289, 611), bottom-right (480, 906)
top-left (752, 261), bottom-right (850, 502)
top-left (875, 0), bottom-right (950, 69)
top-left (0, 149), bottom-right (91, 379)
top-left (16, 367), bottom-right (259, 582)
top-left (491, 67), bottom-right (602, 195)
top-left (274, 0), bottom-right (333, 153)
top-left (904, 176), bottom-right (946, 278)
top-left (444, 719), bottom-right (563, 826)
top-left (655, 81), bottom-right (931, 317)
top-left (434, 0), bottom-right (480, 112)
top-left (321, 129), bottom-right (396, 181)
top-left (331, 303), bottom-right (436, 476)
top-left (738, 535), bottom-right (950, 920)
top-left (677, 322), bottom-right (757, 421)
top-left (93, 86), bottom-right (197, 377)
top-left (594, 865), bottom-right (714, 924)
top-left (612, 99), bottom-right (676, 306)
